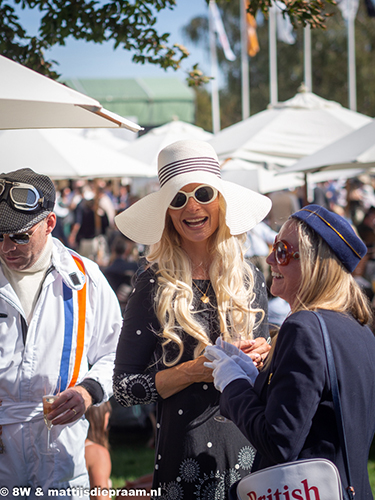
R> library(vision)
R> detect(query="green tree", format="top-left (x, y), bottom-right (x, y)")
top-left (1, 0), bottom-right (336, 82)
top-left (184, 0), bottom-right (375, 130)
top-left (0, 0), bottom-right (190, 79)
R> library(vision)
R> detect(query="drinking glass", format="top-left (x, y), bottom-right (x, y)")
top-left (41, 375), bottom-right (61, 454)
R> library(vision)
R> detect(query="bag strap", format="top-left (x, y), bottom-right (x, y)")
top-left (312, 311), bottom-right (355, 500)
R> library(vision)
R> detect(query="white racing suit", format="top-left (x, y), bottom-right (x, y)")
top-left (0, 238), bottom-right (122, 499)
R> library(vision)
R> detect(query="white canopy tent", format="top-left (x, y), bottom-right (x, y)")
top-left (77, 128), bottom-right (132, 151)
top-left (0, 56), bottom-right (141, 132)
top-left (220, 158), bottom-right (305, 194)
top-left (209, 88), bottom-right (372, 171)
top-left (121, 120), bottom-right (213, 170)
top-left (0, 129), bottom-right (155, 180)
top-left (279, 118), bottom-right (375, 175)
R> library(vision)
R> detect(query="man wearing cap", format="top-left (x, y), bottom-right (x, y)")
top-left (0, 169), bottom-right (122, 499)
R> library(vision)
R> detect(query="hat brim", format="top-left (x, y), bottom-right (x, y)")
top-left (115, 176), bottom-right (271, 245)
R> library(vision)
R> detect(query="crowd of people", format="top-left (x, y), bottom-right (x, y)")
top-left (2, 141), bottom-right (375, 500)
top-left (52, 169), bottom-right (375, 331)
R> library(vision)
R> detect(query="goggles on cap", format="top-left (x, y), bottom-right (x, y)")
top-left (0, 179), bottom-right (54, 213)
top-left (169, 185), bottom-right (218, 210)
top-left (272, 240), bottom-right (300, 266)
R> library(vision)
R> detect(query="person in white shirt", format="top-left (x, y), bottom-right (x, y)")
top-left (0, 168), bottom-right (122, 500)
top-left (245, 221), bottom-right (277, 281)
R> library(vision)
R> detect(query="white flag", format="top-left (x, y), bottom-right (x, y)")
top-left (274, 1), bottom-right (296, 45)
top-left (337, 0), bottom-right (360, 20)
top-left (208, 0), bottom-right (236, 61)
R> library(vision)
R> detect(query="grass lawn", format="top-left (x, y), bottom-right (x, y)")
top-left (109, 427), bottom-right (155, 490)
top-left (368, 460), bottom-right (375, 494)
top-left (368, 439), bottom-right (375, 495)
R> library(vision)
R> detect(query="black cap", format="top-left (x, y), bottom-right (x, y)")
top-left (0, 168), bottom-right (56, 234)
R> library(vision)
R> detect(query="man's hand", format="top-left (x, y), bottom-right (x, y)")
top-left (48, 386), bottom-right (92, 425)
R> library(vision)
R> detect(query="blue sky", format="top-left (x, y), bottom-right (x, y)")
top-left (17, 0), bottom-right (211, 81)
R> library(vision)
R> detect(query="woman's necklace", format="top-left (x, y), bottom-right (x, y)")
top-left (192, 280), bottom-right (211, 304)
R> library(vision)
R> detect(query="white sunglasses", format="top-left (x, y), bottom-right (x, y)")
top-left (169, 185), bottom-right (218, 210)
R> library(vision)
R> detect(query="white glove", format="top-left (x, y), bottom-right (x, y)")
top-left (204, 345), bottom-right (253, 392)
top-left (215, 337), bottom-right (259, 383)
top-left (215, 337), bottom-right (253, 362)
top-left (232, 355), bottom-right (259, 384)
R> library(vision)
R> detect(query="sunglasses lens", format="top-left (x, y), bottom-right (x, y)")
top-left (195, 186), bottom-right (215, 203)
top-left (275, 242), bottom-right (288, 265)
top-left (170, 192), bottom-right (187, 208)
top-left (0, 233), bottom-right (30, 244)
top-left (11, 233), bottom-right (30, 244)
top-left (0, 234), bottom-right (29, 244)
top-left (169, 185), bottom-right (217, 209)
top-left (0, 181), bottom-right (5, 197)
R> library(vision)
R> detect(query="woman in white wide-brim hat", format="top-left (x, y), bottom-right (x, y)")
top-left (113, 139), bottom-right (272, 499)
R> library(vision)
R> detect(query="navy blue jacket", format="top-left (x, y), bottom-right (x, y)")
top-left (221, 309), bottom-right (375, 499)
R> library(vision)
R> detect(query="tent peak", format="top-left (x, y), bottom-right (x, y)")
top-left (269, 90), bottom-right (343, 111)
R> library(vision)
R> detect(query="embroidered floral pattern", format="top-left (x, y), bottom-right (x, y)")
top-left (219, 467), bottom-right (241, 491)
top-left (238, 445), bottom-right (256, 470)
top-left (179, 458), bottom-right (200, 483)
top-left (157, 481), bottom-right (184, 500)
top-left (113, 373), bottom-right (158, 406)
top-left (194, 470), bottom-right (222, 500)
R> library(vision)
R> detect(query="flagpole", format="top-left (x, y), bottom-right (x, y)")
top-left (303, 25), bottom-right (312, 91)
top-left (241, 0), bottom-right (250, 119)
top-left (347, 15), bottom-right (357, 110)
top-left (269, 5), bottom-right (278, 105)
top-left (209, 0), bottom-right (221, 133)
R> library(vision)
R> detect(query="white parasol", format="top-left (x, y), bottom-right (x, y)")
top-left (0, 55), bottom-right (141, 132)
top-left (0, 129), bottom-right (155, 179)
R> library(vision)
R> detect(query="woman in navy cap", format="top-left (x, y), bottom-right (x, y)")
top-left (205, 204), bottom-right (375, 499)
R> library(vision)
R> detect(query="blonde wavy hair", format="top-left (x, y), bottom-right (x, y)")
top-left (265, 218), bottom-right (372, 367)
top-left (146, 196), bottom-right (265, 367)
top-left (291, 218), bottom-right (372, 323)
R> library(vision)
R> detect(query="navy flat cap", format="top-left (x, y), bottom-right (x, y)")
top-left (290, 204), bottom-right (367, 273)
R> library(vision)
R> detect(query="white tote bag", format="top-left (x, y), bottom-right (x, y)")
top-left (236, 458), bottom-right (343, 500)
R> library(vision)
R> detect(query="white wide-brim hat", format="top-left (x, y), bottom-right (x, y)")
top-left (115, 140), bottom-right (272, 245)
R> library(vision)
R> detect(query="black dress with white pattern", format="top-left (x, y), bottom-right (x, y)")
top-left (113, 264), bottom-right (269, 500)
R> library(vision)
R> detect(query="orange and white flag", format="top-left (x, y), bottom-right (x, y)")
top-left (243, 0), bottom-right (260, 57)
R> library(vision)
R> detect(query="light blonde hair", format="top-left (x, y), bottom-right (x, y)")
top-left (291, 219), bottom-right (372, 323)
top-left (265, 219), bottom-right (372, 367)
top-left (146, 196), bottom-right (264, 367)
